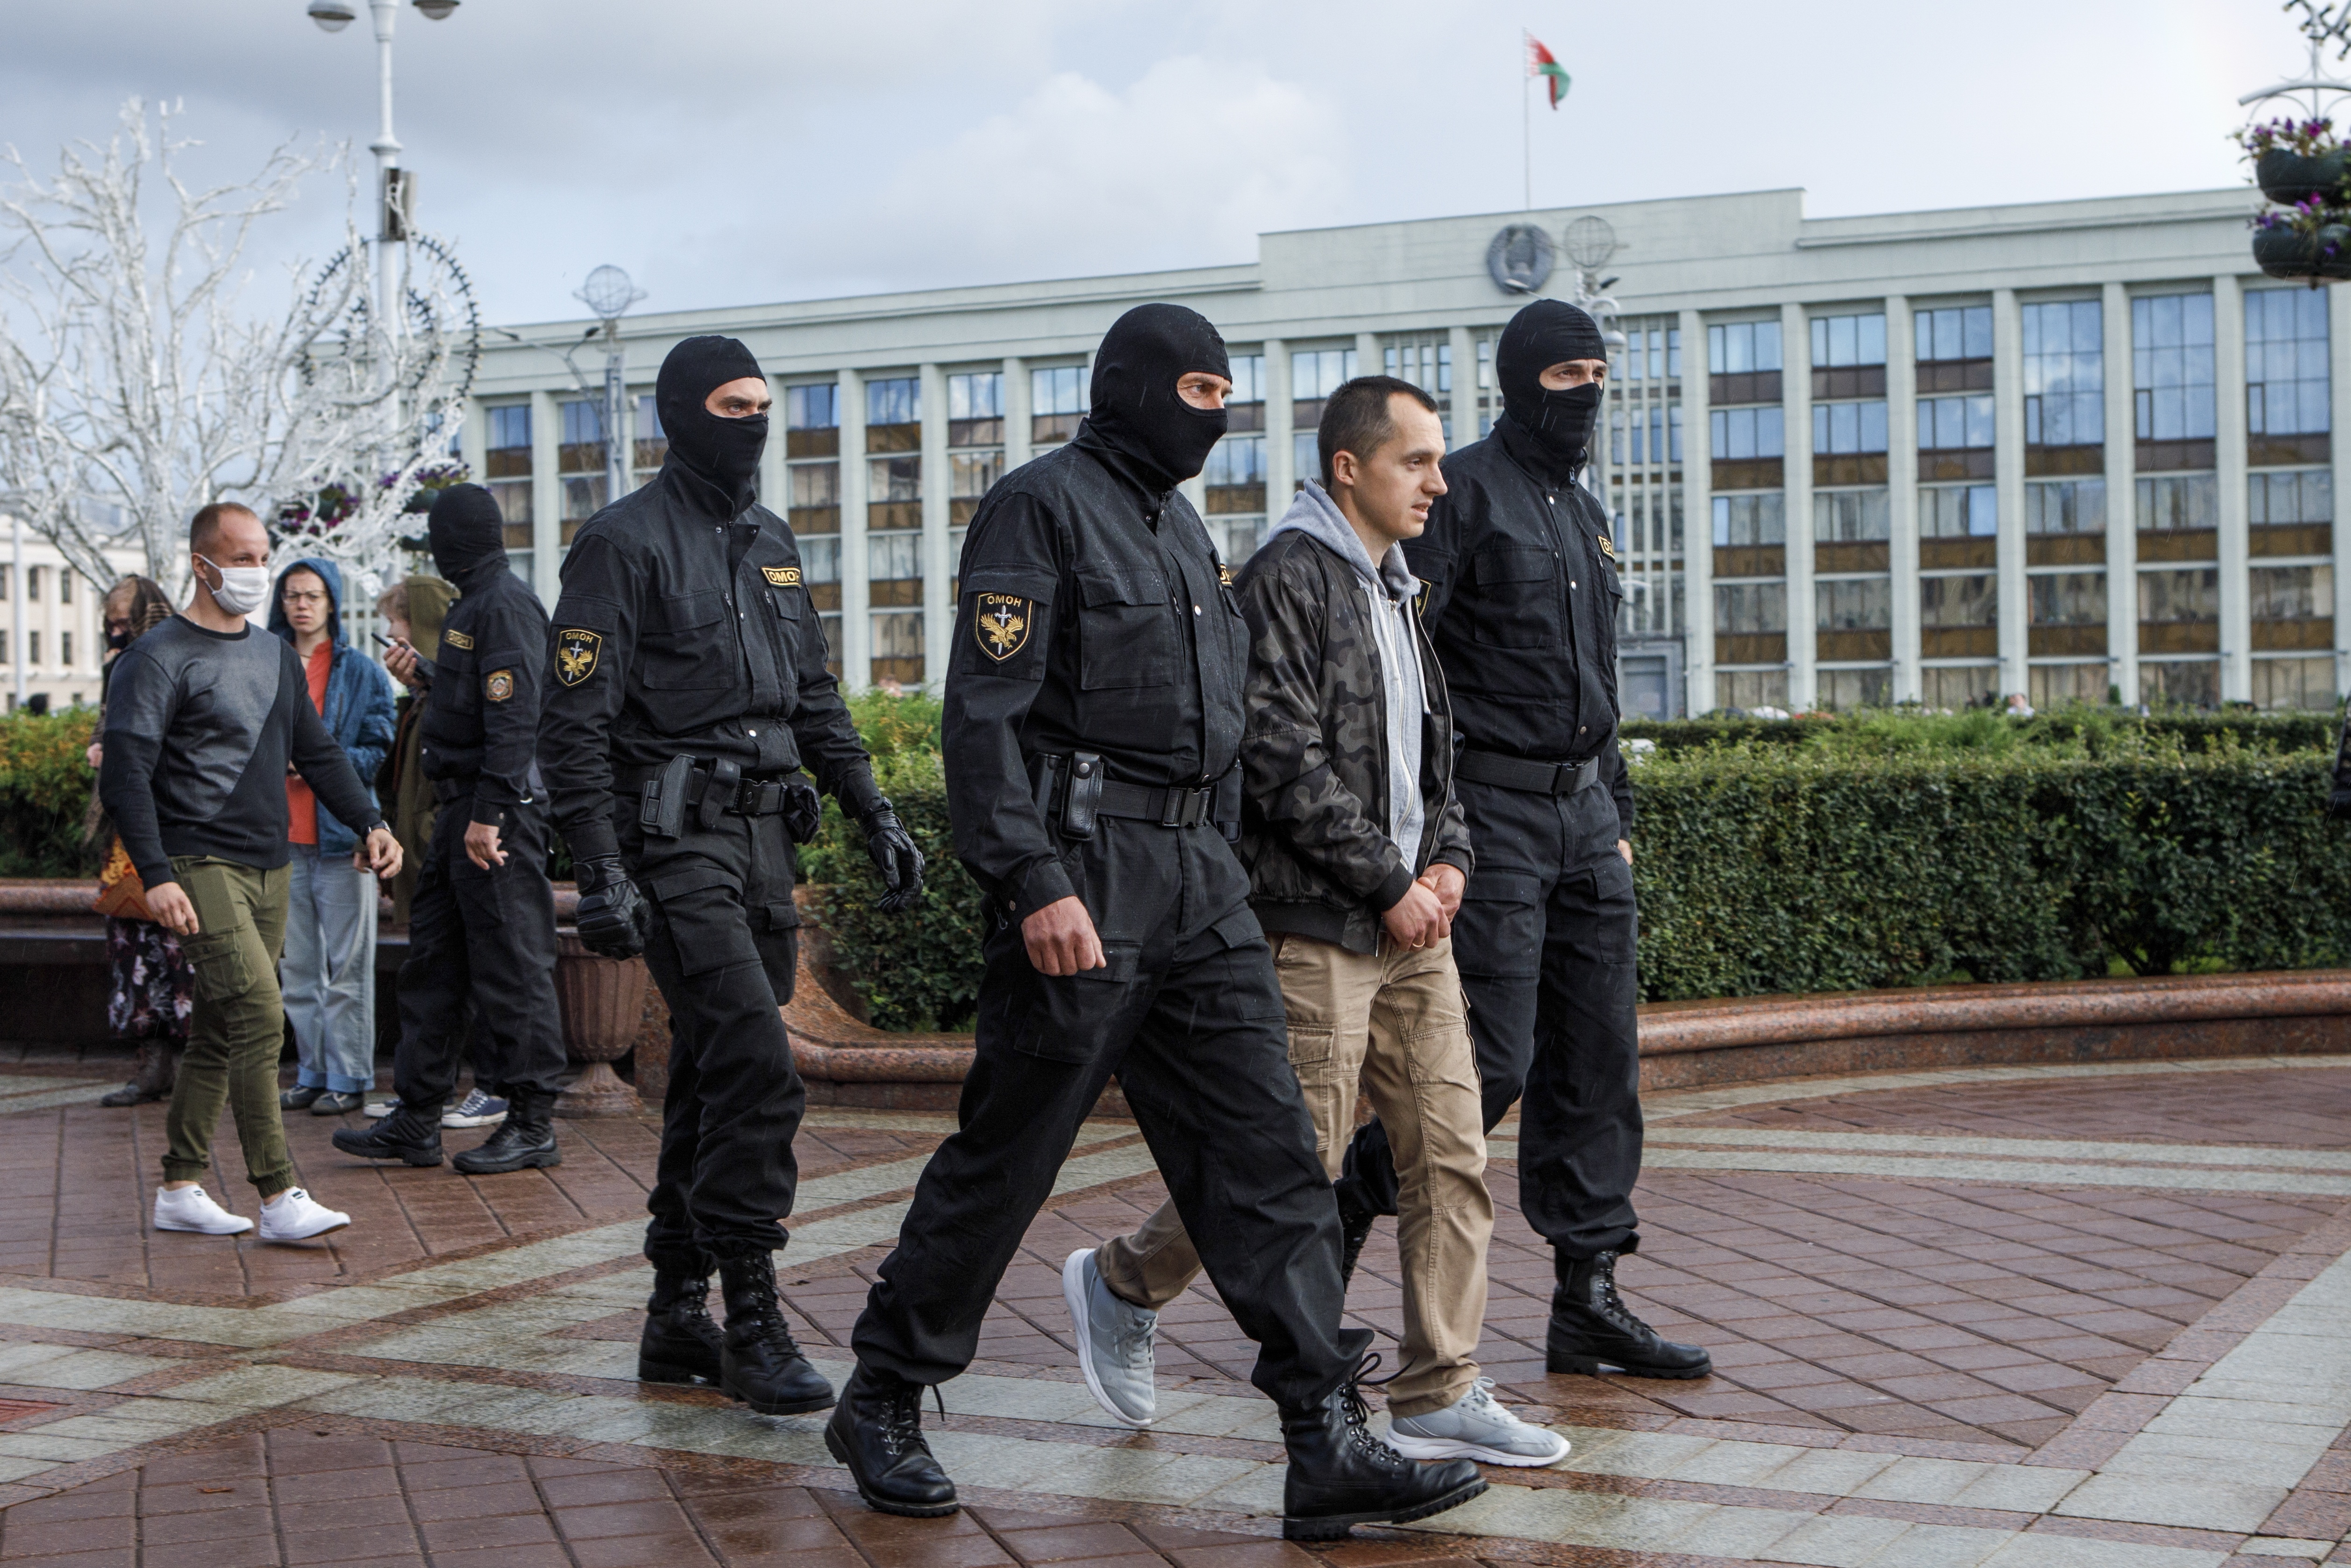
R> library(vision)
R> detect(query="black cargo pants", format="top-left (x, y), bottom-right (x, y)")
top-left (1337, 774), bottom-right (1643, 1261)
top-left (851, 819), bottom-right (1363, 1411)
top-left (393, 791), bottom-right (566, 1110)
top-left (620, 802), bottom-right (807, 1268)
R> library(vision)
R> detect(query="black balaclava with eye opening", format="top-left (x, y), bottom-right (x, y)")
top-left (426, 483), bottom-right (507, 588)
top-left (657, 335), bottom-right (768, 517)
top-left (1496, 298), bottom-right (1608, 471)
top-left (1079, 303), bottom-right (1232, 492)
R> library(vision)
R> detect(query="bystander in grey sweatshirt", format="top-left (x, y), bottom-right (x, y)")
top-left (99, 615), bottom-right (382, 891)
top-left (1266, 479), bottom-right (1426, 862)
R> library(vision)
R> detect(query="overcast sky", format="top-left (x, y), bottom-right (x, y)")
top-left (0, 0), bottom-right (2322, 327)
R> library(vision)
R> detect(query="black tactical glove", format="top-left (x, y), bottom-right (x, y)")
top-left (860, 801), bottom-right (926, 914)
top-left (2330, 785), bottom-right (2351, 822)
top-left (575, 855), bottom-right (651, 960)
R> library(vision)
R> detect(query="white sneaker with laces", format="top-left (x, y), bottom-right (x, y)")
top-left (442, 1088), bottom-right (509, 1129)
top-left (152, 1185), bottom-right (254, 1235)
top-left (257, 1189), bottom-right (350, 1243)
top-left (1062, 1248), bottom-right (1158, 1428)
top-left (1386, 1378), bottom-right (1571, 1467)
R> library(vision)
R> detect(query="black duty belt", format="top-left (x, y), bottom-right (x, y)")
top-left (1456, 748), bottom-right (1602, 797)
top-left (616, 760), bottom-right (804, 817)
top-left (1095, 778), bottom-right (1218, 827)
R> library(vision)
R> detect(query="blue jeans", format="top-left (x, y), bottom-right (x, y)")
top-left (282, 844), bottom-right (379, 1094)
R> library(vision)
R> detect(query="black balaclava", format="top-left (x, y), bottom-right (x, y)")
top-left (1497, 298), bottom-right (1608, 470)
top-left (1081, 303), bottom-right (1231, 491)
top-left (427, 483), bottom-right (507, 586)
top-left (657, 334), bottom-right (768, 516)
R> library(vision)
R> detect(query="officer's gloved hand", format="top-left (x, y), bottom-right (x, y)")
top-left (2331, 784), bottom-right (2351, 822)
top-left (860, 802), bottom-right (926, 913)
top-left (575, 855), bottom-right (651, 960)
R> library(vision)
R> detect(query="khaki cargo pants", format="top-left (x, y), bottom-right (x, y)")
top-left (1094, 931), bottom-right (1493, 1418)
top-left (162, 856), bottom-right (296, 1199)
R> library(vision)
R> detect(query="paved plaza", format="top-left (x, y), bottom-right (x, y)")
top-left (0, 1054), bottom-right (2341, 1567)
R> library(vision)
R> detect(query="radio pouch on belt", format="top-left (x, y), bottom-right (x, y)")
top-left (783, 779), bottom-right (822, 844)
top-left (641, 754), bottom-right (693, 841)
top-left (700, 757), bottom-right (741, 833)
top-left (1214, 765), bottom-right (1242, 842)
top-left (1062, 752), bottom-right (1103, 840)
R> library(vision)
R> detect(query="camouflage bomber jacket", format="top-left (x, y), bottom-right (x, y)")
top-left (1234, 527), bottom-right (1474, 956)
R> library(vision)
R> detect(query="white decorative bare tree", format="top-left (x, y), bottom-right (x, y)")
top-left (0, 99), bottom-right (476, 601)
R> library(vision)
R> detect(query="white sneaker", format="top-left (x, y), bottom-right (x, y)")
top-left (152, 1185), bottom-right (254, 1235)
top-left (257, 1188), bottom-right (350, 1243)
top-left (362, 1100), bottom-right (393, 1119)
top-left (1062, 1248), bottom-right (1158, 1428)
top-left (1387, 1379), bottom-right (1571, 1467)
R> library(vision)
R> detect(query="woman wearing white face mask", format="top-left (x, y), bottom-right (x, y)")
top-left (97, 502), bottom-right (406, 1244)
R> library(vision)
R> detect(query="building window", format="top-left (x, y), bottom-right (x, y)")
top-left (1032, 365), bottom-right (1089, 447)
top-left (1718, 670), bottom-right (1789, 711)
top-left (2139, 568), bottom-right (2220, 656)
top-left (2030, 663), bottom-right (2110, 707)
top-left (867, 376), bottom-right (920, 453)
top-left (1222, 353), bottom-right (1266, 435)
top-left (24, 568), bottom-right (39, 602)
top-left (1204, 434), bottom-right (1268, 561)
top-left (2251, 656), bottom-right (2334, 708)
top-left (633, 394), bottom-right (668, 489)
top-left (1915, 306), bottom-right (1993, 371)
top-left (787, 384), bottom-right (841, 457)
top-left (1919, 394), bottom-right (1995, 450)
top-left (2029, 571), bottom-right (2106, 625)
top-left (58, 573), bottom-right (71, 606)
top-left (1707, 319), bottom-right (1781, 405)
top-left (2247, 287), bottom-right (2330, 465)
top-left (2131, 292), bottom-right (2214, 471)
top-left (1920, 484), bottom-right (1996, 538)
top-left (59, 631), bottom-right (72, 668)
top-left (1713, 580), bottom-right (1787, 670)
top-left (2141, 659), bottom-right (2219, 707)
top-left (484, 404), bottom-right (533, 578)
top-left (1382, 338), bottom-right (1452, 403)
top-left (1921, 573), bottom-right (1998, 660)
top-left (785, 381), bottom-right (843, 656)
top-left (1817, 668), bottom-right (1891, 710)
top-left (2021, 299), bottom-right (2103, 468)
top-left (868, 456), bottom-right (922, 535)
top-left (2025, 479), bottom-right (2105, 535)
top-left (948, 371), bottom-right (1005, 572)
top-left (1290, 347), bottom-right (1358, 485)
top-left (1712, 492), bottom-right (1786, 547)
top-left (1809, 312), bottom-right (1886, 399)
top-left (28, 631), bottom-right (40, 665)
top-left (2251, 563), bottom-right (2332, 620)
top-left (1713, 406), bottom-right (1785, 458)
top-left (1811, 398), bottom-right (1888, 485)
top-left (1616, 325), bottom-right (1680, 382)
top-left (2137, 473), bottom-right (2218, 533)
top-left (1815, 489), bottom-right (1890, 542)
top-left (1817, 578), bottom-right (1890, 629)
top-left (558, 399), bottom-right (607, 541)
top-left (871, 609), bottom-right (923, 690)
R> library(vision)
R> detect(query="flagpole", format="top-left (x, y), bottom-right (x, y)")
top-left (1521, 29), bottom-right (1532, 210)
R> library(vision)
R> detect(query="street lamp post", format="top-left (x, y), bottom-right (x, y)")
top-left (306, 0), bottom-right (458, 318)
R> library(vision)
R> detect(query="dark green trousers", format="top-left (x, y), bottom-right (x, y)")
top-left (162, 856), bottom-right (295, 1198)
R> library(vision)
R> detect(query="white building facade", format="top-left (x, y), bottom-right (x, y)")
top-left (0, 534), bottom-right (144, 713)
top-left (465, 185), bottom-right (2337, 715)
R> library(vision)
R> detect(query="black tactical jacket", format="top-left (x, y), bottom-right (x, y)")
top-left (944, 429), bottom-right (1245, 919)
top-left (1235, 527), bottom-right (1474, 955)
top-left (1403, 420), bottom-right (1634, 834)
top-left (420, 560), bottom-right (549, 829)
top-left (538, 461), bottom-right (883, 864)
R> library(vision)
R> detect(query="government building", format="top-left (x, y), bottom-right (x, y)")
top-left (463, 183), bottom-right (2329, 717)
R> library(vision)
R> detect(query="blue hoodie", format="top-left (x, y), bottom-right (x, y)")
top-left (268, 556), bottom-right (397, 855)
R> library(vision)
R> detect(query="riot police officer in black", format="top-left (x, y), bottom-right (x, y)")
top-left (333, 483), bottom-right (568, 1176)
top-left (537, 335), bottom-right (922, 1421)
top-left (1333, 299), bottom-right (1710, 1381)
top-left (828, 304), bottom-right (1484, 1540)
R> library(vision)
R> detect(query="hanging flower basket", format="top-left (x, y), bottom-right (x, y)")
top-left (2253, 222), bottom-right (2351, 281)
top-left (2257, 146), bottom-right (2351, 205)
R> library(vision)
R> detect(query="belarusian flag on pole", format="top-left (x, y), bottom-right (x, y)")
top-left (1527, 34), bottom-right (1569, 108)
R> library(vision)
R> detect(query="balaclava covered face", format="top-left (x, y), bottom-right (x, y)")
top-left (657, 334), bottom-right (768, 516)
top-left (1497, 298), bottom-right (1608, 467)
top-left (1084, 303), bottom-right (1231, 490)
top-left (426, 483), bottom-right (507, 585)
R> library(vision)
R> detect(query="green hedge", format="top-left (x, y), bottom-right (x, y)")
top-left (1625, 707), bottom-right (2343, 756)
top-left (0, 710), bottom-right (102, 877)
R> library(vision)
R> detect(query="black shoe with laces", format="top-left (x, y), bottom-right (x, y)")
top-left (824, 1361), bottom-right (958, 1517)
top-left (715, 1251), bottom-right (834, 1414)
top-left (330, 1101), bottom-right (443, 1166)
top-left (1545, 1247), bottom-right (1712, 1379)
top-left (452, 1088), bottom-right (561, 1175)
top-left (638, 1258), bottom-right (725, 1386)
top-left (1279, 1354), bottom-right (1487, 1540)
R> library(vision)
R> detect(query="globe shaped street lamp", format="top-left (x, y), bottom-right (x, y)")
top-left (306, 0), bottom-right (355, 29)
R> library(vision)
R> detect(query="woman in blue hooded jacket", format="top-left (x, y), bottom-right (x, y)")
top-left (269, 557), bottom-right (399, 1114)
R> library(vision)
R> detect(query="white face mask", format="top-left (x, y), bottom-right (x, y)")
top-left (194, 554), bottom-right (271, 618)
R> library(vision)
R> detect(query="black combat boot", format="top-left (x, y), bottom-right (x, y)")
top-left (824, 1361), bottom-right (957, 1517)
top-left (452, 1087), bottom-right (561, 1175)
top-left (637, 1255), bottom-right (724, 1386)
top-left (1336, 1192), bottom-right (1376, 1292)
top-left (100, 1041), bottom-right (178, 1107)
top-left (1545, 1246), bottom-right (1712, 1379)
top-left (330, 1100), bottom-right (444, 1166)
top-left (715, 1251), bottom-right (834, 1415)
top-left (1279, 1354), bottom-right (1487, 1541)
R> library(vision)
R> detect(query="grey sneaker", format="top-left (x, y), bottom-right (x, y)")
top-left (1062, 1248), bottom-right (1157, 1428)
top-left (1386, 1378), bottom-right (1571, 1468)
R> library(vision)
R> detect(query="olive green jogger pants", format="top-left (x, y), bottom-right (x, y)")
top-left (162, 856), bottom-right (296, 1199)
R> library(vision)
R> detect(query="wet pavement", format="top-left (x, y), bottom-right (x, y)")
top-left (0, 1051), bottom-right (2344, 1567)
